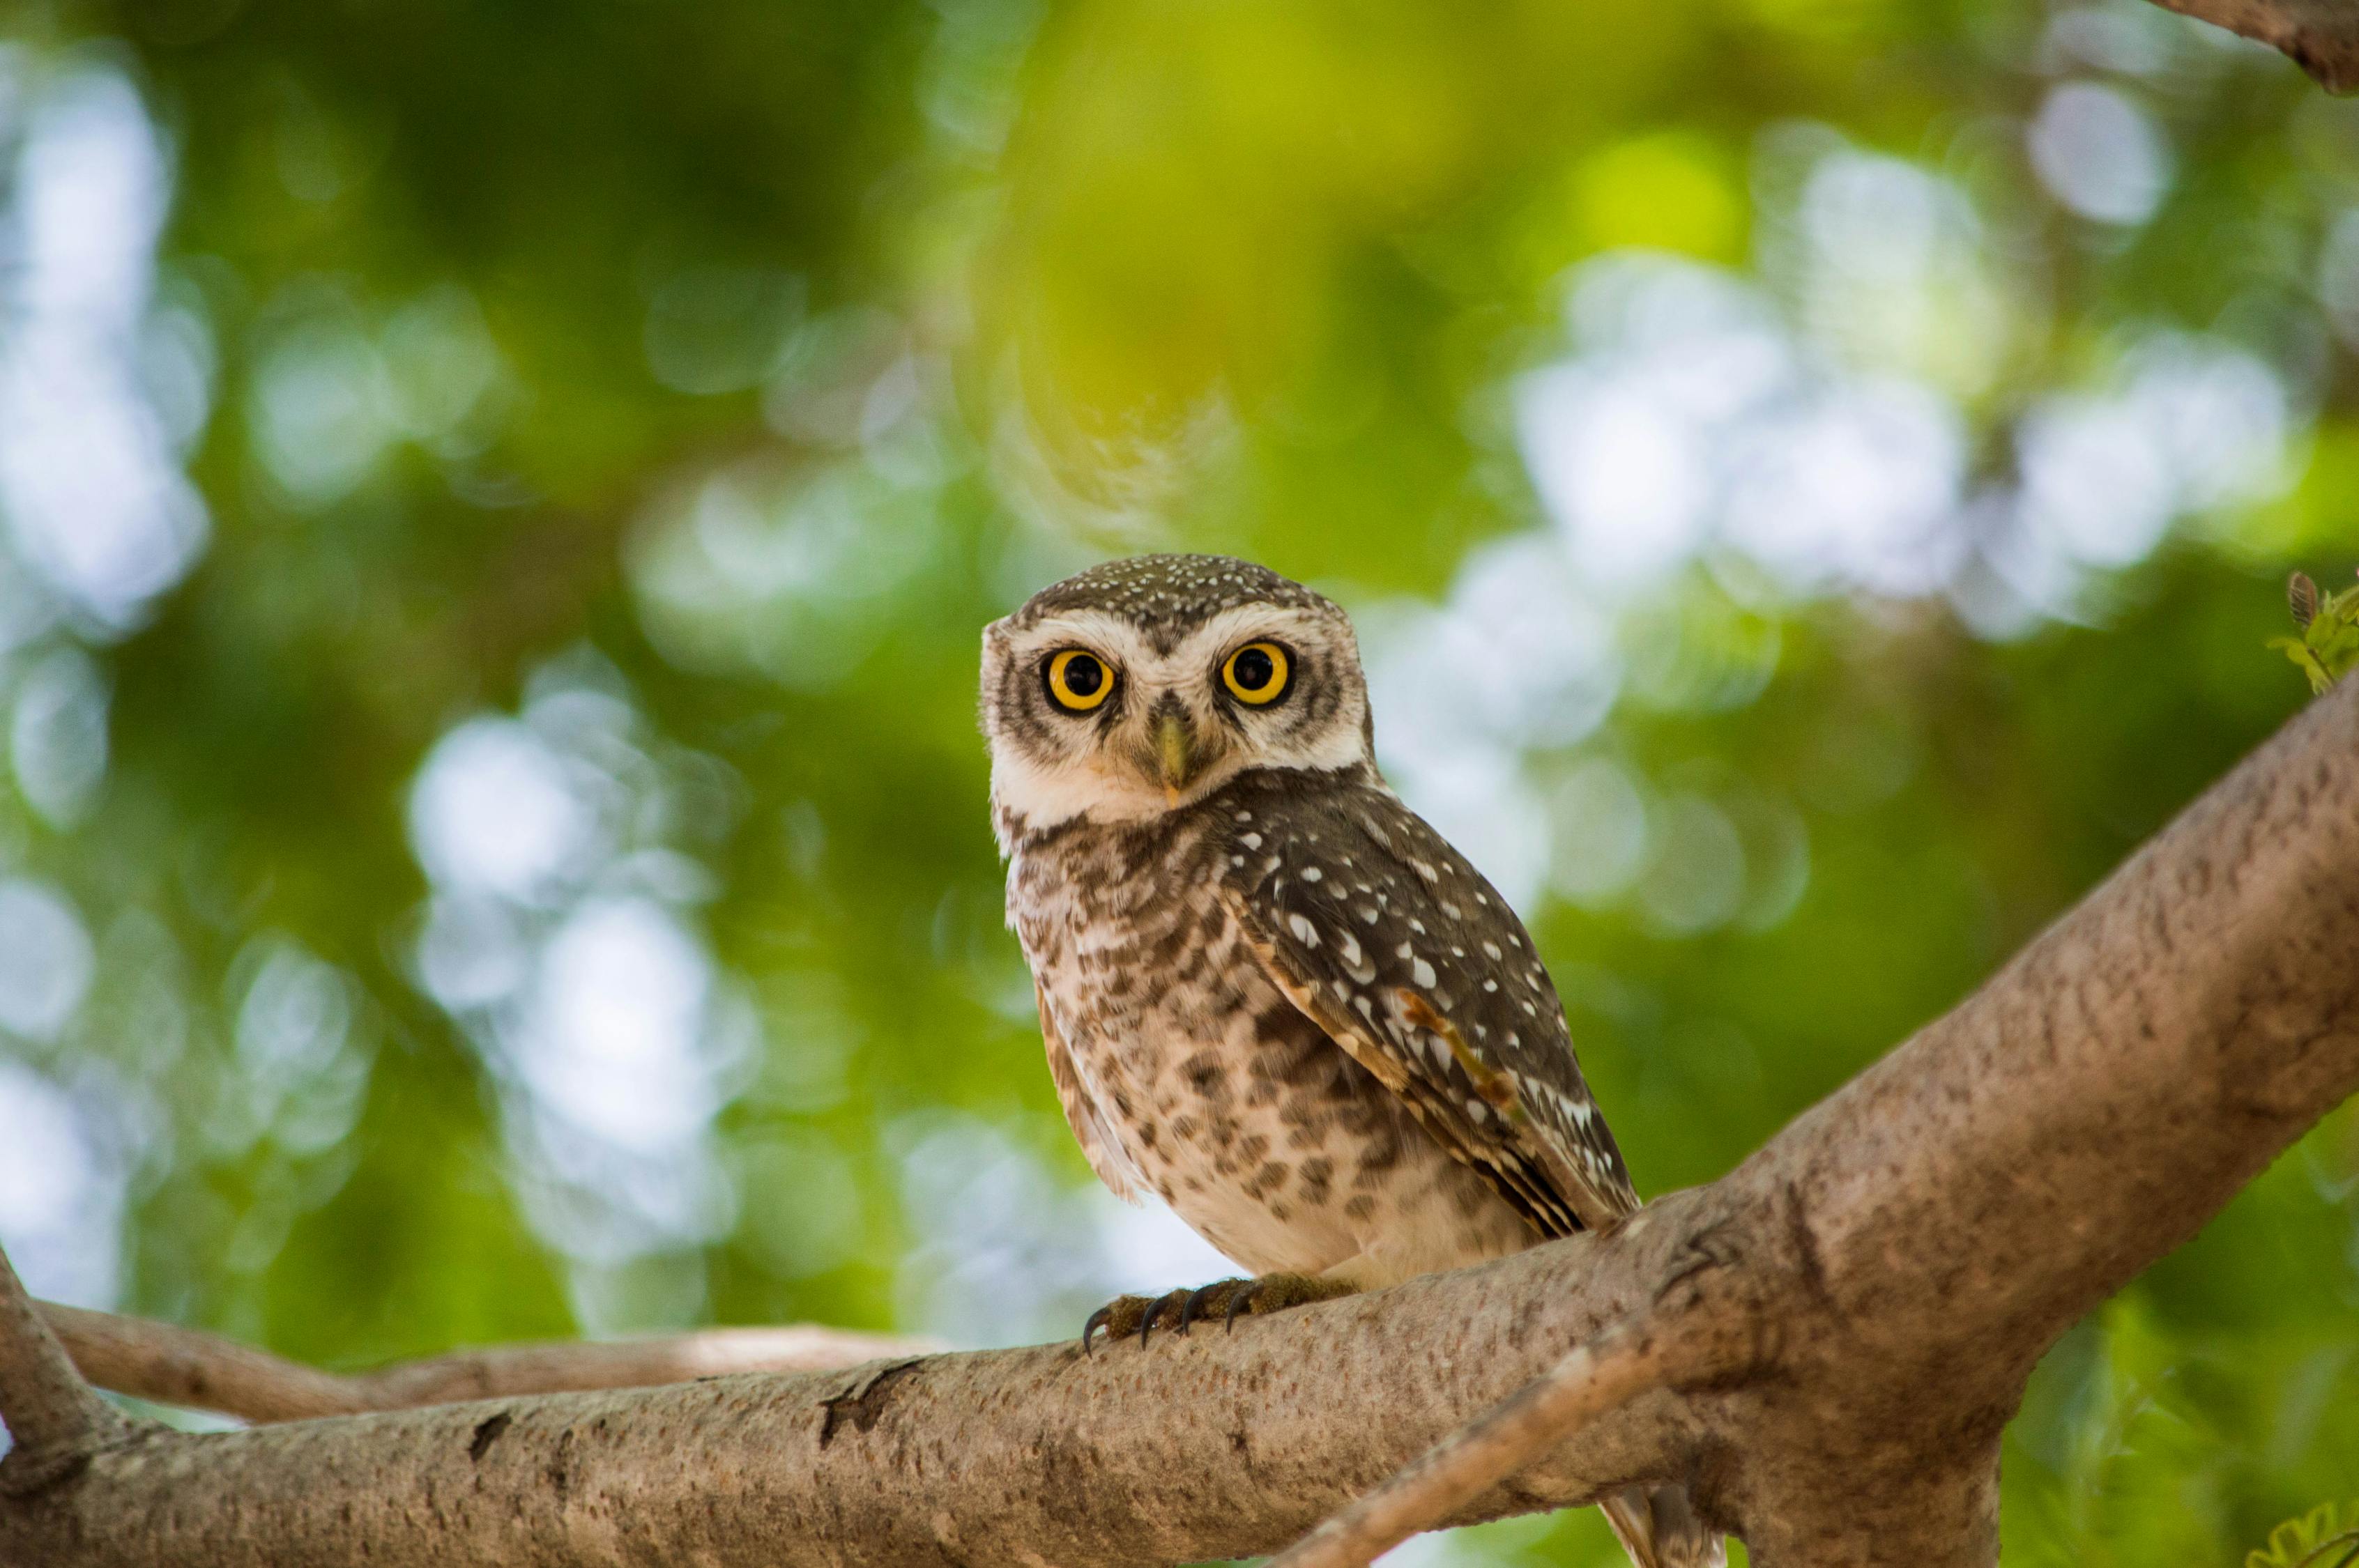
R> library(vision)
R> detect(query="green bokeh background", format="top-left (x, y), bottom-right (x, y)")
top-left (0, 1), bottom-right (2355, 1562)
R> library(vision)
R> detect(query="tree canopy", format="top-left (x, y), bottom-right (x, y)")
top-left (0, 1), bottom-right (2353, 1562)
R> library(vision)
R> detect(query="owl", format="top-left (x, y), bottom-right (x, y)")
top-left (981, 554), bottom-right (1718, 1568)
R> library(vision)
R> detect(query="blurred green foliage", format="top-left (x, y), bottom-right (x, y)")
top-left (0, 0), bottom-right (2352, 1563)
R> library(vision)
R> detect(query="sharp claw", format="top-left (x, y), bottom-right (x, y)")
top-left (1140, 1287), bottom-right (1209, 1347)
top-left (1096, 1276), bottom-right (1320, 1351)
top-left (1177, 1282), bottom-right (1225, 1337)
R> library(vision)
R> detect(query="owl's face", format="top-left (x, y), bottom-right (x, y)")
top-left (982, 555), bottom-right (1375, 836)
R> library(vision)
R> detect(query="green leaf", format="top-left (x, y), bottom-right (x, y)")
top-left (2247, 1502), bottom-right (2359, 1568)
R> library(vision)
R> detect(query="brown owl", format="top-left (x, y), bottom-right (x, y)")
top-left (981, 554), bottom-right (1716, 1568)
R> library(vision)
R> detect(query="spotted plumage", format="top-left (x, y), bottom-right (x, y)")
top-left (1011, 787), bottom-right (1536, 1283)
top-left (1220, 771), bottom-right (1639, 1237)
top-left (981, 554), bottom-right (1718, 1568)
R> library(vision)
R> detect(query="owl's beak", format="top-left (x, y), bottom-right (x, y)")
top-left (1156, 712), bottom-right (1199, 803)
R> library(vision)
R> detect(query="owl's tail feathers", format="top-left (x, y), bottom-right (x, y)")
top-left (1599, 1484), bottom-right (1724, 1568)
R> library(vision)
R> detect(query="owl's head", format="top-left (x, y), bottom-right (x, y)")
top-left (982, 555), bottom-right (1374, 837)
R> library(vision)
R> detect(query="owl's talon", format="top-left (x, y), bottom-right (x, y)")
top-left (1084, 1295), bottom-right (1153, 1355)
top-left (1178, 1278), bottom-right (1244, 1336)
top-left (1236, 1271), bottom-right (1352, 1327)
top-left (1138, 1288), bottom-right (1194, 1346)
top-left (1081, 1273), bottom-right (1351, 1351)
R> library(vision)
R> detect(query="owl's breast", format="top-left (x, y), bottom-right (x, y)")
top-left (1006, 805), bottom-right (1529, 1281)
top-left (1009, 810), bottom-right (1262, 1089)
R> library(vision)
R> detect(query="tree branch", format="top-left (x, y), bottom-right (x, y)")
top-left (0, 1225), bottom-right (1697, 1568)
top-left (0, 1251), bottom-right (133, 1494)
top-left (2, 679), bottom-right (2356, 1567)
top-left (2148, 0), bottom-right (2359, 92)
top-left (38, 1300), bottom-right (940, 1425)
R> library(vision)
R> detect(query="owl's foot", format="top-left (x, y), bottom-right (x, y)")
top-left (1081, 1273), bottom-right (1356, 1353)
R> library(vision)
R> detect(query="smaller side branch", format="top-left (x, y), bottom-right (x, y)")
top-left (0, 1249), bottom-right (132, 1491)
top-left (2149, 0), bottom-right (2359, 91)
top-left (40, 1302), bottom-right (350, 1424)
top-left (40, 1300), bottom-right (941, 1424)
top-left (1272, 1294), bottom-right (1738, 1568)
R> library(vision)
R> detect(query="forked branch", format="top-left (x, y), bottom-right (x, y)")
top-left (1271, 1289), bottom-right (1748, 1568)
top-left (0, 1252), bottom-right (132, 1493)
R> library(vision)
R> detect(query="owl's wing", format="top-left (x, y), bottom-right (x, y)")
top-left (1037, 983), bottom-right (1145, 1204)
top-left (1216, 775), bottom-right (1639, 1236)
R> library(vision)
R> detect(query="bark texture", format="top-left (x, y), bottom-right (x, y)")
top-left (2, 678), bottom-right (2357, 1567)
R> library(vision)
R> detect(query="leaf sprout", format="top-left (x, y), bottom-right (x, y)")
top-left (2270, 571), bottom-right (2359, 695)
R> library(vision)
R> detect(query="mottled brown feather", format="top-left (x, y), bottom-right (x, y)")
top-left (1214, 771), bottom-right (1641, 1233)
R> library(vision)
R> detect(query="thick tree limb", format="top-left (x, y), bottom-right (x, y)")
top-left (0, 1229), bottom-right (1702, 1568)
top-left (2150, 0), bottom-right (2359, 91)
top-left (2, 678), bottom-right (2357, 1567)
top-left (37, 1300), bottom-right (940, 1424)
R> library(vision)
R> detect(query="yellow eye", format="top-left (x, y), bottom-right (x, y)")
top-left (1221, 641), bottom-right (1290, 705)
top-left (1045, 648), bottom-right (1115, 712)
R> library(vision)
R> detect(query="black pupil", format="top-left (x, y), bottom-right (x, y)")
top-left (1234, 647), bottom-right (1274, 691)
top-left (1063, 655), bottom-right (1104, 696)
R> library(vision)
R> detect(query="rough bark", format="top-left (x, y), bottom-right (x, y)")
top-left (0, 1229), bottom-right (1704, 1568)
top-left (2151, 0), bottom-right (2359, 91)
top-left (2, 677), bottom-right (2356, 1567)
top-left (38, 1302), bottom-right (937, 1425)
